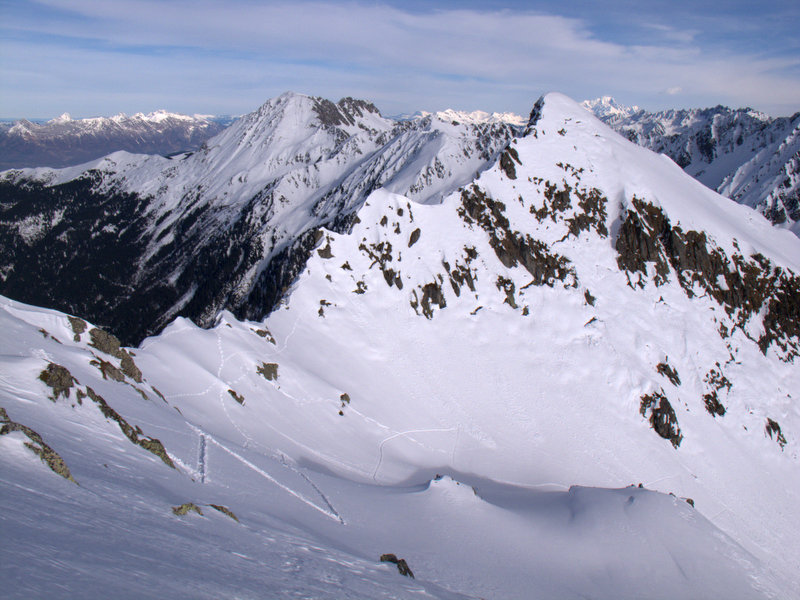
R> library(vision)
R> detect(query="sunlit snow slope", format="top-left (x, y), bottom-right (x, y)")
top-left (3, 93), bottom-right (799, 599)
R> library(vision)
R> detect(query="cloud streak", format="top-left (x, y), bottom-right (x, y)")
top-left (2, 0), bottom-right (799, 117)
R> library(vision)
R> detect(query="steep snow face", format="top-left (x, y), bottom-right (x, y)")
top-left (0, 93), bottom-right (518, 344)
top-left (585, 98), bottom-right (800, 233)
top-left (0, 111), bottom-right (232, 170)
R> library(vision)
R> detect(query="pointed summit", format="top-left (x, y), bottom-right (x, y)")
top-left (581, 96), bottom-right (641, 120)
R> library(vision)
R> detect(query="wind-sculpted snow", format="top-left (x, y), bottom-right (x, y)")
top-left (0, 92), bottom-right (518, 344)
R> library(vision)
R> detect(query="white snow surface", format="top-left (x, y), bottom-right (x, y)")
top-left (2, 93), bottom-right (800, 599)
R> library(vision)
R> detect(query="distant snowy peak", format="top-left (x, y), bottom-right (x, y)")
top-left (42, 109), bottom-right (213, 127)
top-left (50, 112), bottom-right (72, 124)
top-left (580, 96), bottom-right (641, 120)
top-left (585, 98), bottom-right (800, 235)
top-left (428, 108), bottom-right (526, 126)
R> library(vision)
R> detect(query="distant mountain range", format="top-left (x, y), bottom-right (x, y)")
top-left (583, 97), bottom-right (800, 235)
top-left (0, 111), bottom-right (236, 170)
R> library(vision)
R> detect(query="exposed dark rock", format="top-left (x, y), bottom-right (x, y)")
top-left (419, 281), bottom-right (446, 319)
top-left (442, 254), bottom-right (477, 298)
top-left (68, 316), bottom-right (86, 341)
top-left (563, 187), bottom-right (609, 239)
top-left (459, 185), bottom-right (576, 287)
top-left (408, 228), bottom-right (421, 247)
top-left (339, 393), bottom-right (350, 415)
top-left (640, 390), bottom-right (683, 448)
top-left (496, 276), bottom-right (517, 308)
top-left (615, 198), bottom-right (800, 360)
top-left (380, 553), bottom-right (414, 578)
top-left (252, 328), bottom-right (276, 344)
top-left (90, 358), bottom-right (125, 382)
top-left (172, 502), bottom-right (203, 516)
top-left (257, 362), bottom-right (279, 381)
top-left (228, 389), bottom-right (245, 404)
top-left (358, 239), bottom-right (403, 288)
top-left (584, 290), bottom-right (596, 306)
top-left (499, 146), bottom-right (521, 180)
top-left (702, 365), bottom-right (730, 417)
top-left (703, 392), bottom-right (726, 417)
top-left (88, 327), bottom-right (143, 382)
top-left (209, 504), bottom-right (239, 522)
top-left (38, 363), bottom-right (76, 401)
top-left (85, 386), bottom-right (174, 468)
top-left (765, 418), bottom-right (787, 449)
top-left (0, 406), bottom-right (76, 482)
top-left (656, 361), bottom-right (681, 386)
top-left (89, 327), bottom-right (123, 356)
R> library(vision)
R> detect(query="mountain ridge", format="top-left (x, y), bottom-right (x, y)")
top-left (0, 91), bottom-right (520, 344)
top-left (1, 91), bottom-right (798, 598)
top-left (583, 97), bottom-right (800, 235)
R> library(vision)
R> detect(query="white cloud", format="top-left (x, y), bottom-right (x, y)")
top-left (666, 87), bottom-right (683, 95)
top-left (3, 1), bottom-right (799, 116)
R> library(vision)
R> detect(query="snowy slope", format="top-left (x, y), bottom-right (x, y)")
top-left (0, 111), bottom-right (233, 170)
top-left (3, 92), bottom-right (798, 598)
top-left (0, 93), bottom-right (518, 344)
top-left (584, 97), bottom-right (800, 234)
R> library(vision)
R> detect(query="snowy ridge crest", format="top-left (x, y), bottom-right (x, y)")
top-left (584, 97), bottom-right (800, 234)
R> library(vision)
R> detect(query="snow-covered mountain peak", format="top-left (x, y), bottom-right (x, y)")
top-left (581, 96), bottom-right (641, 119)
top-left (50, 112), bottom-right (72, 124)
top-left (0, 91), bottom-right (519, 343)
top-left (528, 93), bottom-right (798, 264)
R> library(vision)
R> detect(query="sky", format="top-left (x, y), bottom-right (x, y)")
top-left (1, 0), bottom-right (799, 119)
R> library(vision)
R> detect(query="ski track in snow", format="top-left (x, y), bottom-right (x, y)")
top-left (371, 427), bottom-right (458, 481)
top-left (214, 328), bottom-right (255, 448)
top-left (159, 324), bottom-right (348, 519)
top-left (198, 432), bottom-right (206, 484)
top-left (187, 423), bottom-right (343, 523)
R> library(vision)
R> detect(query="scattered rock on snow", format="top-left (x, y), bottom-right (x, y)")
top-left (380, 553), bottom-right (415, 578)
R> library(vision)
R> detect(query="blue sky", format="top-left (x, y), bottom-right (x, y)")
top-left (1, 0), bottom-right (798, 118)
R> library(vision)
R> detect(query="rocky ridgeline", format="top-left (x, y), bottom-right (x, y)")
top-left (0, 93), bottom-right (519, 345)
